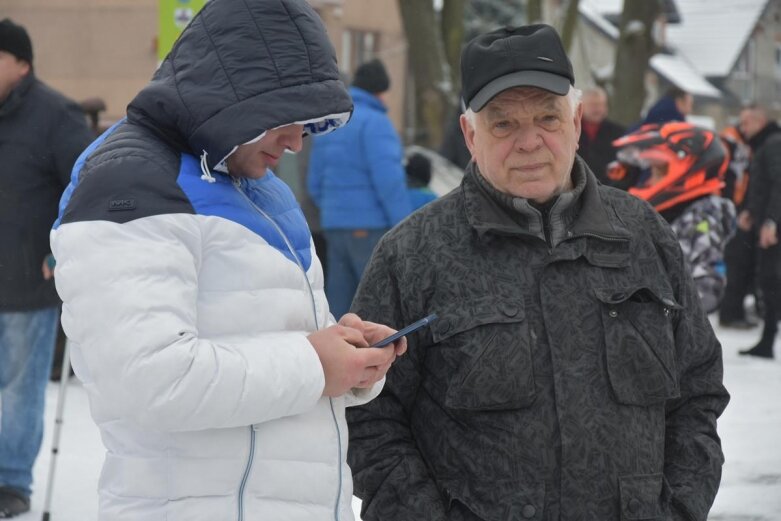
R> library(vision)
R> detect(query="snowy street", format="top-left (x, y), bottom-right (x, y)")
top-left (16, 316), bottom-right (781, 521)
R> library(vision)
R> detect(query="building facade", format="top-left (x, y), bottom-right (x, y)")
top-left (3, 0), bottom-right (407, 131)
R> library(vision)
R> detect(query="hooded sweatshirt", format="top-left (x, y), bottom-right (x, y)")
top-left (50, 1), bottom-right (376, 520)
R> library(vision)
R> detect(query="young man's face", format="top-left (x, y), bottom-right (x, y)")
top-left (460, 87), bottom-right (582, 203)
top-left (226, 123), bottom-right (305, 179)
top-left (675, 93), bottom-right (694, 116)
top-left (0, 51), bottom-right (30, 102)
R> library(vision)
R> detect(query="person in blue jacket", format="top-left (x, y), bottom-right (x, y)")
top-left (307, 59), bottom-right (411, 319)
top-left (405, 151), bottom-right (437, 211)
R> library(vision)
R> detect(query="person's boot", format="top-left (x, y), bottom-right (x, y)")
top-left (0, 487), bottom-right (30, 518)
top-left (739, 344), bottom-right (774, 358)
top-left (739, 325), bottom-right (776, 359)
top-left (719, 317), bottom-right (759, 329)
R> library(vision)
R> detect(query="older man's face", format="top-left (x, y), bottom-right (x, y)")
top-left (739, 109), bottom-right (767, 140)
top-left (460, 87), bottom-right (582, 203)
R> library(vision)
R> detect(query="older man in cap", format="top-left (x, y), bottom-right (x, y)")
top-left (347, 24), bottom-right (728, 521)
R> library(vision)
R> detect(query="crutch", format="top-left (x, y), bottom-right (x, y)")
top-left (41, 338), bottom-right (72, 521)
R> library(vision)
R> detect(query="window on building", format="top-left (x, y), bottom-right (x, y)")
top-left (776, 43), bottom-right (781, 76)
top-left (735, 39), bottom-right (755, 77)
top-left (341, 29), bottom-right (380, 76)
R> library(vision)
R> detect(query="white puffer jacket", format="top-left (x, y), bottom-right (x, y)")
top-left (50, 1), bottom-right (371, 519)
top-left (53, 207), bottom-right (379, 521)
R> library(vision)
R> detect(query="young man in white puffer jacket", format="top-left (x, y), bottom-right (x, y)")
top-left (49, 1), bottom-right (405, 520)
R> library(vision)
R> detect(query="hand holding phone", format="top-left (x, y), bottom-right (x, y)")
top-left (371, 314), bottom-right (438, 347)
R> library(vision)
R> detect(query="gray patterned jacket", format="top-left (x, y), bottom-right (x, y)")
top-left (667, 195), bottom-right (736, 314)
top-left (347, 159), bottom-right (729, 521)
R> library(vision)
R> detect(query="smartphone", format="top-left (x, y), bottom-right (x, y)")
top-left (371, 313), bottom-right (438, 347)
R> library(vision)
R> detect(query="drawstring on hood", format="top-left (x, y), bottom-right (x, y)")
top-left (200, 150), bottom-right (217, 183)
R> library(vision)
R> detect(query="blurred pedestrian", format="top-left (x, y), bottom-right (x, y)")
top-left (719, 125), bottom-right (751, 206)
top-left (347, 24), bottom-right (728, 521)
top-left (737, 104), bottom-right (781, 359)
top-left (577, 86), bottom-right (625, 183)
top-left (621, 87), bottom-right (694, 190)
top-left (50, 2), bottom-right (405, 519)
top-left (640, 87), bottom-right (693, 127)
top-left (0, 18), bottom-right (93, 518)
top-left (619, 122), bottom-right (736, 313)
top-left (718, 124), bottom-right (759, 329)
top-left (439, 102), bottom-right (472, 170)
top-left (405, 151), bottom-right (437, 211)
top-left (307, 58), bottom-right (411, 319)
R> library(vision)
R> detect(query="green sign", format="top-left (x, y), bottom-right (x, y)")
top-left (158, 0), bottom-right (209, 61)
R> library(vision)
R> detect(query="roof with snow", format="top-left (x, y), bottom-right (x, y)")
top-left (579, 0), bottom-right (619, 38)
top-left (666, 0), bottom-right (769, 77)
top-left (580, 0), bottom-right (681, 23)
top-left (650, 53), bottom-right (722, 98)
top-left (578, 0), bottom-right (768, 96)
top-left (584, 0), bottom-right (769, 78)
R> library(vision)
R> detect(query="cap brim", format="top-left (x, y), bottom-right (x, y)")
top-left (469, 71), bottom-right (571, 112)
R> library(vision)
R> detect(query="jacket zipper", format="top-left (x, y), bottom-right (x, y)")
top-left (231, 177), bottom-right (343, 520)
top-left (232, 178), bottom-right (320, 327)
top-left (237, 427), bottom-right (256, 521)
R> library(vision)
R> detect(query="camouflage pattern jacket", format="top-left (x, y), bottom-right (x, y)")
top-left (347, 159), bottom-right (729, 521)
top-left (666, 195), bottom-right (736, 314)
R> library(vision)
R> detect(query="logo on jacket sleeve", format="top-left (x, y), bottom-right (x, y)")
top-left (108, 198), bottom-right (136, 211)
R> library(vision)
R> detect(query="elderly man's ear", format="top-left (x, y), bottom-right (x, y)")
top-left (573, 101), bottom-right (583, 140)
top-left (459, 113), bottom-right (477, 160)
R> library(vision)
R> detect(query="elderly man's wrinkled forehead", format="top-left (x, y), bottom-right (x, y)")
top-left (481, 87), bottom-right (565, 115)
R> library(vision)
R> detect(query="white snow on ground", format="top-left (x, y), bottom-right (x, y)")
top-left (14, 315), bottom-right (781, 520)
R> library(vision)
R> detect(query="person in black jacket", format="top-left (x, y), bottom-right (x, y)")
top-left (577, 86), bottom-right (625, 184)
top-left (0, 18), bottom-right (93, 518)
top-left (347, 24), bottom-right (727, 521)
top-left (737, 104), bottom-right (781, 359)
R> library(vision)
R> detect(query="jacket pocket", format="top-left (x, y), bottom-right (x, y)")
top-left (596, 285), bottom-right (681, 406)
top-left (619, 474), bottom-right (668, 520)
top-left (444, 477), bottom-right (546, 521)
top-left (427, 296), bottom-right (534, 410)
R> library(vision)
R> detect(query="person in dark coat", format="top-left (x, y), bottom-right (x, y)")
top-left (347, 24), bottom-right (728, 521)
top-left (0, 18), bottom-right (93, 518)
top-left (577, 86), bottom-right (625, 183)
top-left (439, 103), bottom-right (472, 170)
top-left (640, 87), bottom-right (693, 127)
top-left (737, 104), bottom-right (781, 359)
top-left (718, 125), bottom-right (759, 329)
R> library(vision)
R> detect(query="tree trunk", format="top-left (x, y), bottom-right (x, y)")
top-left (611, 0), bottom-right (661, 126)
top-left (441, 0), bottom-right (465, 94)
top-left (526, 0), bottom-right (543, 23)
top-left (398, 0), bottom-right (456, 147)
top-left (559, 0), bottom-right (581, 52)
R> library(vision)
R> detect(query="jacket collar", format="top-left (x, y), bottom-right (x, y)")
top-left (463, 156), bottom-right (631, 246)
top-left (748, 121), bottom-right (781, 151)
top-left (350, 87), bottom-right (387, 113)
top-left (0, 72), bottom-right (34, 119)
